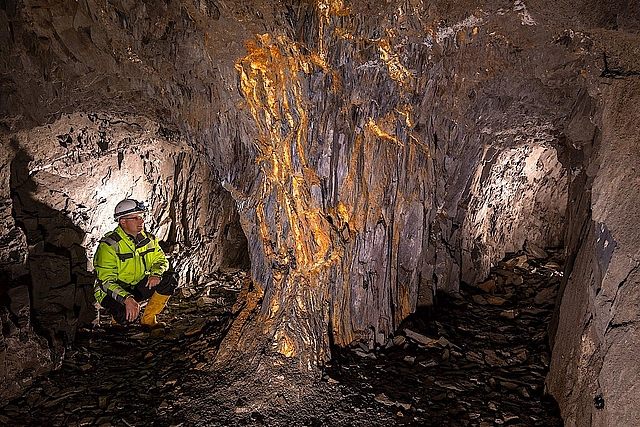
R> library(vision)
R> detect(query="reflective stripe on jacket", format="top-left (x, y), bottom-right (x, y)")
top-left (93, 225), bottom-right (169, 305)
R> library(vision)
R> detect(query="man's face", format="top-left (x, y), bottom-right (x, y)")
top-left (119, 213), bottom-right (145, 235)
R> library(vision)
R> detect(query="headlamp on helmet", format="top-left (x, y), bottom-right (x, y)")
top-left (114, 198), bottom-right (149, 222)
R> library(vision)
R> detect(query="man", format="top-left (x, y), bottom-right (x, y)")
top-left (93, 198), bottom-right (177, 328)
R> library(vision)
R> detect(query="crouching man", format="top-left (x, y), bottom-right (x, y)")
top-left (94, 198), bottom-right (177, 328)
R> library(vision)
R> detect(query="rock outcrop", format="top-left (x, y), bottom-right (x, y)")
top-left (0, 0), bottom-right (639, 424)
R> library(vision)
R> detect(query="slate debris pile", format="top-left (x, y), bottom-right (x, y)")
top-left (325, 246), bottom-right (564, 426)
top-left (0, 269), bottom-right (245, 427)
top-left (0, 247), bottom-right (564, 426)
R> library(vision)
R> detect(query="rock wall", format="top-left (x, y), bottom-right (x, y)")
top-left (214, 1), bottom-right (580, 378)
top-left (462, 142), bottom-right (567, 286)
top-left (547, 44), bottom-right (640, 425)
top-left (0, 112), bottom-right (246, 405)
top-left (281, 0), bottom-right (579, 351)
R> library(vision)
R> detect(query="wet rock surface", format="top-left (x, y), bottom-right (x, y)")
top-left (0, 250), bottom-right (563, 426)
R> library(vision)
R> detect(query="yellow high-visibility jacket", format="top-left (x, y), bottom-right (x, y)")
top-left (93, 226), bottom-right (169, 305)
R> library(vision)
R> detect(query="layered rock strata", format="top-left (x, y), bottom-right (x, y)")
top-left (0, 1), bottom-right (639, 425)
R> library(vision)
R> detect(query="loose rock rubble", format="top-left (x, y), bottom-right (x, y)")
top-left (0, 269), bottom-right (245, 427)
top-left (0, 248), bottom-right (563, 426)
top-left (325, 246), bottom-right (564, 426)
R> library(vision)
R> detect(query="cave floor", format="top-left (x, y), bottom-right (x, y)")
top-left (324, 248), bottom-right (564, 427)
top-left (0, 251), bottom-right (563, 427)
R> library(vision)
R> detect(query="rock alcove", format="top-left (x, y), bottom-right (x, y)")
top-left (1, 1), bottom-right (639, 426)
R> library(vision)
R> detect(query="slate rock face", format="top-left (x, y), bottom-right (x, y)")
top-left (548, 70), bottom-right (640, 426)
top-left (0, 112), bottom-right (247, 405)
top-left (462, 144), bottom-right (567, 286)
top-left (0, 0), bottom-right (639, 424)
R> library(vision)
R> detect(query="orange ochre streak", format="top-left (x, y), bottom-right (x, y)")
top-left (236, 34), bottom-right (338, 359)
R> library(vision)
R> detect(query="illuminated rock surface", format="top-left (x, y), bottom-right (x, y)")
top-left (0, 0), bottom-right (639, 425)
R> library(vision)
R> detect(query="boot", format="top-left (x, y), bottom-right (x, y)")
top-left (141, 292), bottom-right (170, 329)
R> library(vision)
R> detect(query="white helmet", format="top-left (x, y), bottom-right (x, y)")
top-left (114, 198), bottom-right (149, 221)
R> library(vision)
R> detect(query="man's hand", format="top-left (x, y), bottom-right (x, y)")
top-left (147, 275), bottom-right (161, 289)
top-left (124, 296), bottom-right (140, 322)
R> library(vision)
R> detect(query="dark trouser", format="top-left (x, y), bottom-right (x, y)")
top-left (101, 272), bottom-right (178, 325)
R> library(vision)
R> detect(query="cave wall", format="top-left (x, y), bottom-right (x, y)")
top-left (462, 142), bottom-right (567, 286)
top-left (1, 0), bottom-right (639, 424)
top-left (0, 112), bottom-right (245, 404)
top-left (547, 42), bottom-right (640, 425)
top-left (259, 0), bottom-right (579, 355)
top-left (214, 1), bottom-right (581, 377)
